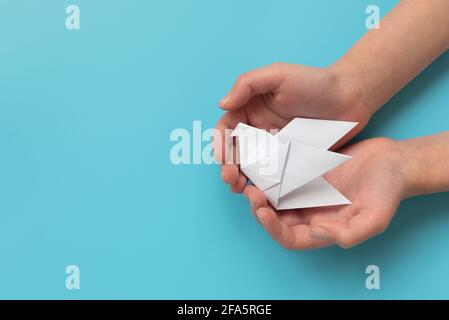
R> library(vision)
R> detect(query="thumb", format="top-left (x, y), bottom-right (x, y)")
top-left (309, 221), bottom-right (356, 249)
top-left (310, 212), bottom-right (389, 249)
top-left (218, 63), bottom-right (288, 110)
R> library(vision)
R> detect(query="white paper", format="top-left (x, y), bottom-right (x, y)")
top-left (231, 118), bottom-right (358, 210)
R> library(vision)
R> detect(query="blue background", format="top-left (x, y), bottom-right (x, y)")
top-left (1, 0), bottom-right (449, 299)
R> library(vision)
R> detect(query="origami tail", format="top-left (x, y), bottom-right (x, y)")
top-left (276, 177), bottom-right (351, 210)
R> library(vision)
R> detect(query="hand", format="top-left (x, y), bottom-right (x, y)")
top-left (245, 138), bottom-right (408, 249)
top-left (214, 62), bottom-right (370, 193)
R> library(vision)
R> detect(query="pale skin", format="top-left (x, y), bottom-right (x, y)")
top-left (214, 0), bottom-right (449, 249)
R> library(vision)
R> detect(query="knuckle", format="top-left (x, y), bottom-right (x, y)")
top-left (236, 73), bottom-right (250, 85)
top-left (230, 185), bottom-right (240, 193)
top-left (338, 233), bottom-right (356, 249)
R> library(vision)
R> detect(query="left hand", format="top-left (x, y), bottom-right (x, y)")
top-left (214, 63), bottom-right (369, 194)
top-left (245, 137), bottom-right (408, 249)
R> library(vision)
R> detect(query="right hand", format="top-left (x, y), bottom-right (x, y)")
top-left (245, 137), bottom-right (406, 250)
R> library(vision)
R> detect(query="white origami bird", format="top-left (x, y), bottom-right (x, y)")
top-left (231, 118), bottom-right (358, 210)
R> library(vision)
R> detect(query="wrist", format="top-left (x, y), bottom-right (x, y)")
top-left (328, 62), bottom-right (373, 125)
top-left (396, 139), bottom-right (424, 198)
top-left (396, 133), bottom-right (449, 198)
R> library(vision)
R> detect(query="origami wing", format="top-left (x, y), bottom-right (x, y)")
top-left (276, 118), bottom-right (358, 150)
top-left (273, 118), bottom-right (356, 209)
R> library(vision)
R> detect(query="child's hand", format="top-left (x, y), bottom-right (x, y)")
top-left (214, 63), bottom-right (370, 193)
top-left (245, 138), bottom-right (407, 249)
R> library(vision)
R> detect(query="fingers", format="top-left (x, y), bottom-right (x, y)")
top-left (256, 207), bottom-right (333, 250)
top-left (310, 209), bottom-right (392, 248)
top-left (279, 210), bottom-right (307, 226)
top-left (214, 64), bottom-right (289, 190)
top-left (244, 185), bottom-right (333, 249)
top-left (214, 110), bottom-right (248, 193)
top-left (218, 63), bottom-right (288, 111)
top-left (230, 173), bottom-right (247, 193)
top-left (255, 207), bottom-right (295, 248)
top-left (221, 164), bottom-right (239, 185)
top-left (213, 109), bottom-right (247, 164)
top-left (243, 185), bottom-right (267, 214)
top-left (222, 165), bottom-right (247, 193)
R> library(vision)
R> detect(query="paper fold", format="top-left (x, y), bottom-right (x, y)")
top-left (231, 117), bottom-right (356, 210)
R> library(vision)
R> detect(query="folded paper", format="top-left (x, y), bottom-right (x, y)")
top-left (231, 118), bottom-right (358, 210)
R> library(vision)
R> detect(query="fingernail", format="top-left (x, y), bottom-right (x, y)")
top-left (310, 227), bottom-right (331, 241)
top-left (255, 208), bottom-right (265, 225)
top-left (219, 94), bottom-right (231, 108)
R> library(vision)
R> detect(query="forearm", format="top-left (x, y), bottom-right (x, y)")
top-left (334, 0), bottom-right (449, 116)
top-left (399, 131), bottom-right (449, 198)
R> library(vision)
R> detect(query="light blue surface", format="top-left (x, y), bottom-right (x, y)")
top-left (1, 0), bottom-right (449, 299)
